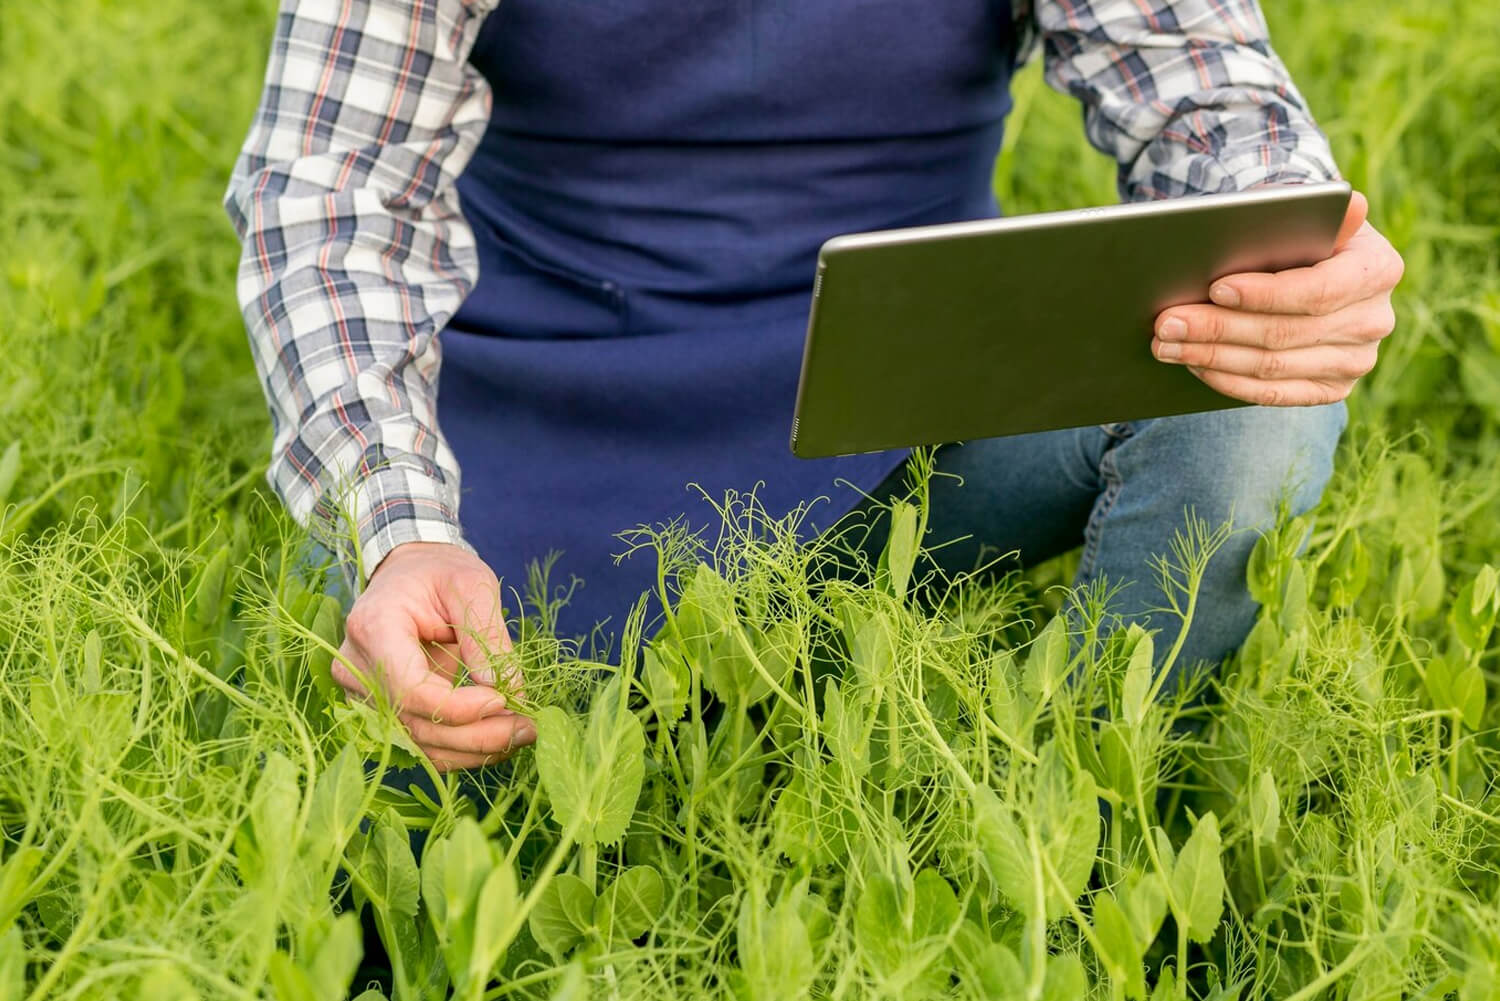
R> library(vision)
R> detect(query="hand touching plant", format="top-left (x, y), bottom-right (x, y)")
top-left (1152, 191), bottom-right (1403, 404)
top-left (332, 541), bottom-right (535, 771)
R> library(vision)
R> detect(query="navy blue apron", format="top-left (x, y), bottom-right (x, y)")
top-left (441, 0), bottom-right (1017, 639)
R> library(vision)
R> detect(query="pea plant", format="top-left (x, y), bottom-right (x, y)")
top-left (242, 451), bottom-right (1492, 1001)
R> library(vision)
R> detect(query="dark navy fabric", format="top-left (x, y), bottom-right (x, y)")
top-left (442, 0), bottom-right (1018, 639)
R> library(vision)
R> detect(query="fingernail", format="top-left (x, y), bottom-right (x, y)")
top-left (483, 696), bottom-right (508, 716)
top-left (517, 723), bottom-right (538, 744)
top-left (1155, 340), bottom-right (1182, 361)
top-left (1157, 317), bottom-right (1188, 341)
top-left (1210, 283), bottom-right (1241, 308)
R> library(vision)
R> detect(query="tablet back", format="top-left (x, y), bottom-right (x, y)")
top-left (789, 182), bottom-right (1351, 458)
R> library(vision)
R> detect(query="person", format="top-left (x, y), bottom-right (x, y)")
top-left (225, 0), bottom-right (1402, 773)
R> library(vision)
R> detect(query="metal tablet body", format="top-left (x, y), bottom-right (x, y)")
top-left (789, 181), bottom-right (1352, 458)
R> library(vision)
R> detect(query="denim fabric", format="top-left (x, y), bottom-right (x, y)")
top-left (852, 400), bottom-right (1349, 683)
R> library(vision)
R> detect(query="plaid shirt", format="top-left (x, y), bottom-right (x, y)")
top-left (224, 0), bottom-right (1338, 581)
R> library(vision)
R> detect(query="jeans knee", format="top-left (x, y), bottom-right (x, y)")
top-left (1225, 401), bottom-right (1346, 530)
top-left (1129, 401), bottom-right (1347, 536)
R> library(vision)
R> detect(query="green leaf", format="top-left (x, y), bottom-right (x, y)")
top-left (1150, 964), bottom-right (1177, 1001)
top-left (420, 817), bottom-right (492, 965)
top-left (1249, 770), bottom-right (1280, 846)
top-left (1425, 653), bottom-right (1486, 729)
top-left (306, 912), bottom-right (364, 998)
top-left (1023, 615), bottom-right (1072, 702)
top-left (546, 963), bottom-right (589, 1001)
top-left (1452, 664), bottom-right (1487, 730)
top-left (1451, 570), bottom-right (1499, 652)
top-left (643, 644), bottom-right (688, 727)
top-left (248, 752), bottom-right (300, 886)
top-left (1042, 953), bottom-right (1087, 1001)
top-left (1153, 826), bottom-right (1177, 874)
top-left (973, 787), bottom-right (1035, 918)
top-left (1121, 626), bottom-right (1153, 727)
top-left (268, 952), bottom-right (320, 1001)
top-left (1122, 871), bottom-right (1167, 945)
top-left (851, 614), bottom-right (895, 690)
top-left (1245, 531), bottom-right (1280, 607)
top-left (1240, 612), bottom-right (1282, 671)
top-left (1474, 565), bottom-right (1499, 618)
top-left (529, 874), bottom-right (595, 960)
top-left (0, 441), bottom-right (21, 505)
top-left (0, 926), bottom-right (23, 1001)
top-left (81, 628), bottom-right (103, 694)
top-left (1328, 530), bottom-right (1370, 606)
top-left (737, 882), bottom-right (818, 1001)
top-left (1036, 742), bottom-right (1099, 920)
top-left (535, 705), bottom-right (589, 834)
top-left (988, 650), bottom-right (1028, 742)
top-left (595, 866), bottom-right (664, 944)
top-left (304, 594), bottom-right (343, 703)
top-left (971, 943), bottom-right (1027, 999)
top-left (1098, 725), bottom-right (1136, 799)
top-left (1279, 559), bottom-right (1308, 634)
top-left (822, 678), bottom-right (871, 780)
top-left (853, 873), bottom-right (904, 977)
top-left (301, 745), bottom-right (365, 877)
top-left (748, 618), bottom-right (800, 704)
top-left (584, 681), bottom-right (648, 845)
top-left (361, 810), bottom-right (421, 921)
top-left (1170, 812), bottom-right (1225, 944)
top-left (885, 499), bottom-right (920, 602)
top-left (191, 545), bottom-right (232, 629)
top-left (537, 682), bottom-right (647, 846)
top-left (1092, 892), bottom-right (1145, 999)
top-left (910, 869), bottom-right (959, 940)
top-left (676, 563), bottom-right (756, 701)
top-left (466, 863), bottom-right (520, 987)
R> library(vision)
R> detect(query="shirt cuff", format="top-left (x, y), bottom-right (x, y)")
top-left (314, 459), bottom-right (476, 584)
top-left (1221, 146), bottom-right (1341, 194)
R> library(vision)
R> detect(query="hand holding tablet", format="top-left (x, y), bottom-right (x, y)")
top-left (1148, 190), bottom-right (1401, 408)
top-left (791, 182), bottom-right (1400, 458)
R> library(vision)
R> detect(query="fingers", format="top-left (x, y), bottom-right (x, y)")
top-left (1154, 337), bottom-right (1379, 383)
top-left (1154, 297), bottom-right (1397, 351)
top-left (400, 710), bottom-right (537, 758)
top-left (426, 748), bottom-right (513, 773)
top-left (1180, 366), bottom-right (1355, 408)
top-left (340, 610), bottom-right (509, 725)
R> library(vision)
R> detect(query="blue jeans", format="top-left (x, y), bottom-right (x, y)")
top-left (850, 401), bottom-right (1348, 681)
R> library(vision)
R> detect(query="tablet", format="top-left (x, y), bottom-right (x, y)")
top-left (789, 181), bottom-right (1352, 458)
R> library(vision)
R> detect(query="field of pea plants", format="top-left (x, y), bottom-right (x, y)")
top-left (3, 1), bottom-right (1499, 999)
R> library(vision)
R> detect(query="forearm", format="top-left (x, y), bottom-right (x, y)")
top-left (1029, 0), bottom-right (1339, 200)
top-left (232, 195), bottom-right (477, 576)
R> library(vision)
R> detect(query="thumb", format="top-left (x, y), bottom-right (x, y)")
top-left (1334, 189), bottom-right (1369, 251)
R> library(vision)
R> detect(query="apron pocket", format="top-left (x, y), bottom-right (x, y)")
top-left (457, 212), bottom-right (630, 340)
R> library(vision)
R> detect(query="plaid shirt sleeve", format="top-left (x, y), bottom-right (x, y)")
top-left (1017, 0), bottom-right (1339, 200)
top-left (224, 0), bottom-right (497, 582)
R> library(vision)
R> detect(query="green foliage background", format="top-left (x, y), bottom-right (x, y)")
top-left (2, 2), bottom-right (1498, 999)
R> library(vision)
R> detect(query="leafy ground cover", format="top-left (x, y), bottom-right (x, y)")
top-left (2, 1), bottom-right (1499, 999)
